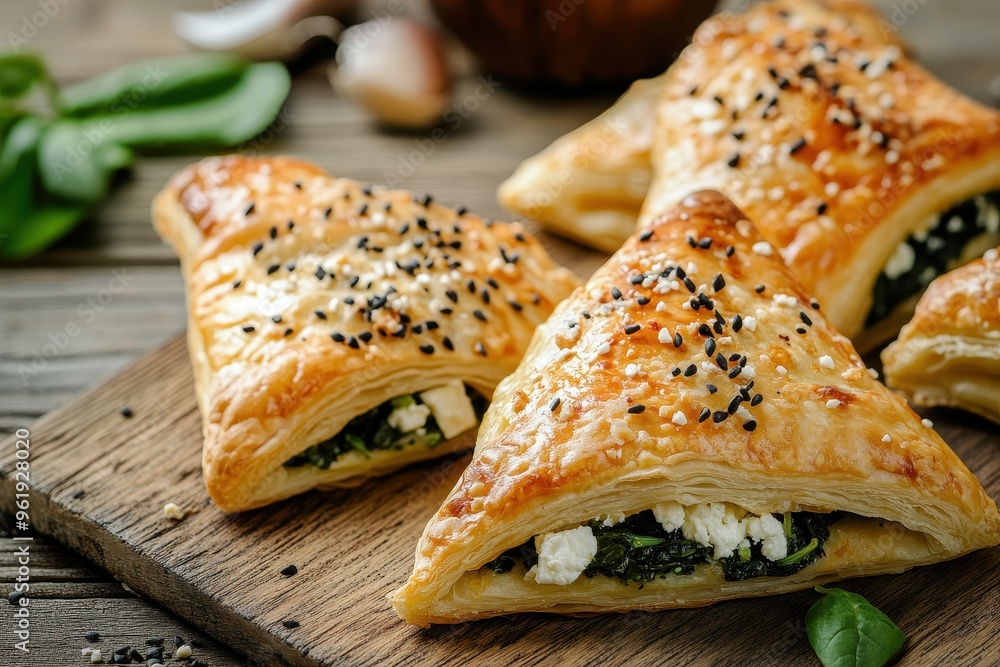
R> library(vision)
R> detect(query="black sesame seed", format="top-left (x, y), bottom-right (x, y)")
top-left (245, 203), bottom-right (256, 216)
top-left (286, 262), bottom-right (296, 272)
top-left (800, 311), bottom-right (813, 326)
top-left (242, 325), bottom-right (255, 333)
top-left (347, 336), bottom-right (360, 349)
top-left (730, 353), bottom-right (741, 362)
top-left (698, 237), bottom-right (713, 249)
top-left (331, 332), bottom-right (345, 343)
top-left (358, 331), bottom-right (373, 342)
top-left (776, 76), bottom-right (790, 90)
top-left (675, 267), bottom-right (686, 279)
top-left (630, 274), bottom-right (645, 285)
top-left (119, 405), bottom-right (134, 419)
top-left (271, 315), bottom-right (282, 324)
top-left (712, 274), bottom-right (726, 292)
top-left (343, 297), bottom-right (356, 305)
top-left (475, 341), bottom-right (487, 356)
top-left (445, 290), bottom-right (459, 303)
top-left (419, 344), bottom-right (434, 354)
top-left (789, 138), bottom-right (807, 154)
top-left (706, 384), bottom-right (718, 394)
top-left (727, 395), bottom-right (743, 414)
top-left (726, 245), bottom-right (735, 257)
top-left (713, 411), bottom-right (728, 423)
top-left (266, 264), bottom-right (280, 275)
top-left (732, 314), bottom-right (743, 332)
top-left (269, 226), bottom-right (277, 240)
top-left (425, 321), bottom-right (439, 330)
top-left (315, 310), bottom-right (327, 320)
top-left (705, 338), bottom-right (717, 357)
top-left (314, 266), bottom-right (326, 281)
top-left (627, 404), bottom-right (646, 414)
top-left (283, 328), bottom-right (293, 337)
top-left (732, 130), bottom-right (745, 141)
top-left (323, 206), bottom-right (333, 219)
top-left (638, 229), bottom-right (654, 242)
top-left (684, 364), bottom-right (698, 377)
top-left (727, 153), bottom-right (741, 168)
top-left (817, 201), bottom-right (828, 215)
top-left (699, 323), bottom-right (714, 338)
top-left (690, 298), bottom-right (701, 311)
top-left (729, 366), bottom-right (742, 379)
top-left (673, 333), bottom-right (683, 348)
top-left (233, 280), bottom-right (242, 289)
top-left (751, 393), bottom-right (764, 407)
top-left (481, 289), bottom-right (491, 304)
top-left (743, 420), bottom-right (758, 432)
top-left (473, 310), bottom-right (488, 322)
top-left (671, 367), bottom-right (682, 377)
top-left (796, 326), bottom-right (808, 334)
top-left (442, 337), bottom-right (454, 351)
top-left (699, 407), bottom-right (712, 423)
top-left (611, 287), bottom-right (623, 300)
top-left (716, 353), bottom-right (729, 370)
top-left (440, 308), bottom-right (453, 315)
top-left (755, 284), bottom-right (766, 293)
top-left (509, 300), bottom-right (523, 311)
top-left (550, 397), bottom-right (561, 412)
top-left (683, 278), bottom-right (697, 293)
top-left (282, 619), bottom-right (300, 629)
top-left (686, 235), bottom-right (698, 249)
top-left (811, 299), bottom-right (821, 310)
top-left (624, 324), bottom-right (641, 335)
top-left (252, 242), bottom-right (264, 257)
top-left (637, 296), bottom-right (651, 305)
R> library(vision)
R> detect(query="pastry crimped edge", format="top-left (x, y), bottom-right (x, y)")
top-left (392, 190), bottom-right (1000, 625)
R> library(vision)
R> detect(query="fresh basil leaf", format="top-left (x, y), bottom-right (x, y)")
top-left (37, 120), bottom-right (117, 204)
top-left (0, 204), bottom-right (87, 258)
top-left (806, 586), bottom-right (906, 667)
top-left (0, 53), bottom-right (49, 99)
top-left (60, 53), bottom-right (247, 117)
top-left (76, 62), bottom-right (290, 150)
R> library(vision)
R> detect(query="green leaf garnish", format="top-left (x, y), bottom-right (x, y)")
top-left (806, 586), bottom-right (906, 667)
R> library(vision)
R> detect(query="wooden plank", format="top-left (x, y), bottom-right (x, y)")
top-left (1, 335), bottom-right (998, 667)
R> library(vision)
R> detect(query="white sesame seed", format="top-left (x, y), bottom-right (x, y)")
top-left (597, 342), bottom-right (611, 355)
top-left (625, 363), bottom-right (640, 378)
top-left (177, 645), bottom-right (193, 659)
top-left (672, 411), bottom-right (688, 426)
top-left (826, 399), bottom-right (842, 409)
top-left (818, 355), bottom-right (835, 369)
top-left (776, 365), bottom-right (787, 375)
top-left (752, 241), bottom-right (774, 256)
top-left (984, 248), bottom-right (999, 262)
top-left (743, 316), bottom-right (757, 332)
top-left (882, 434), bottom-right (891, 443)
top-left (885, 150), bottom-right (899, 165)
top-left (922, 418), bottom-right (934, 428)
top-left (658, 329), bottom-right (672, 344)
top-left (824, 181), bottom-right (841, 197)
top-left (867, 367), bottom-right (879, 379)
top-left (656, 301), bottom-right (668, 312)
top-left (682, 301), bottom-right (692, 310)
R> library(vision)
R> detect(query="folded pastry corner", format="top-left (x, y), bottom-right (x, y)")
top-left (883, 248), bottom-right (1000, 424)
top-left (500, 0), bottom-right (1000, 349)
top-left (153, 155), bottom-right (581, 511)
top-left (391, 190), bottom-right (1000, 626)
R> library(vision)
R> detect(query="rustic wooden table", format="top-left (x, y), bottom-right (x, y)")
top-left (1, 0), bottom-right (998, 665)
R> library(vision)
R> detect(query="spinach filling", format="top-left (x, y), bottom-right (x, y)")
top-left (867, 190), bottom-right (1000, 326)
top-left (487, 509), bottom-right (844, 584)
top-left (284, 395), bottom-right (442, 469)
top-left (283, 386), bottom-right (488, 469)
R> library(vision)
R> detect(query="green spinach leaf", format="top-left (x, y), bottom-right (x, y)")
top-left (806, 586), bottom-right (906, 667)
top-left (38, 120), bottom-right (128, 204)
top-left (0, 53), bottom-right (51, 99)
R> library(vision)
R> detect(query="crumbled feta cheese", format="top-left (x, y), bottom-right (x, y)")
top-left (419, 380), bottom-right (476, 439)
top-left (671, 411), bottom-right (688, 426)
top-left (531, 526), bottom-right (598, 585)
top-left (599, 512), bottom-right (626, 527)
top-left (883, 242), bottom-right (915, 279)
top-left (818, 355), bottom-right (835, 369)
top-left (90, 649), bottom-right (103, 664)
top-left (387, 401), bottom-right (431, 433)
top-left (163, 503), bottom-right (186, 521)
top-left (682, 503), bottom-right (747, 559)
top-left (745, 513), bottom-right (788, 561)
top-left (652, 501), bottom-right (686, 533)
top-left (752, 241), bottom-right (774, 256)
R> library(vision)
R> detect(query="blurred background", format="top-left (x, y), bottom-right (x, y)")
top-left (0, 0), bottom-right (998, 663)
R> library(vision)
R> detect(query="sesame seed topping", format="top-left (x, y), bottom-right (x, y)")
top-left (712, 274), bottom-right (726, 291)
top-left (550, 397), bottom-right (561, 412)
top-left (627, 404), bottom-right (646, 414)
top-left (755, 284), bottom-right (766, 293)
top-left (232, 280), bottom-right (242, 289)
top-left (271, 315), bottom-right (282, 324)
top-left (475, 341), bottom-right (487, 356)
top-left (727, 395), bottom-right (743, 414)
top-left (473, 310), bottom-right (488, 322)
top-left (242, 325), bottom-right (255, 333)
top-left (252, 242), bottom-right (264, 256)
top-left (743, 420), bottom-right (757, 432)
top-left (796, 326), bottom-right (808, 334)
top-left (713, 411), bottom-right (728, 423)
top-left (818, 355), bottom-right (834, 369)
top-left (750, 393), bottom-right (763, 406)
top-left (674, 333), bottom-right (684, 348)
top-left (922, 418), bottom-right (934, 428)
top-left (789, 138), bottom-right (807, 154)
top-left (625, 324), bottom-right (641, 335)
top-left (727, 153), bottom-right (741, 168)
top-left (728, 366), bottom-right (742, 379)
top-left (826, 399), bottom-right (842, 409)
top-left (331, 332), bottom-right (345, 342)
top-left (442, 337), bottom-right (454, 350)
top-left (732, 314), bottom-right (743, 332)
top-left (266, 264), bottom-right (280, 275)
top-left (245, 203), bottom-right (256, 216)
top-left (684, 364), bottom-right (698, 377)
top-left (705, 338), bottom-right (717, 357)
top-left (611, 287), bottom-right (623, 300)
top-left (716, 354), bottom-right (728, 371)
top-left (699, 407), bottom-right (711, 422)
top-left (672, 411), bottom-right (688, 426)
top-left (638, 229), bottom-right (654, 242)
top-left (800, 312), bottom-right (813, 326)
top-left (419, 344), bottom-right (434, 354)
top-left (706, 384), bottom-right (718, 394)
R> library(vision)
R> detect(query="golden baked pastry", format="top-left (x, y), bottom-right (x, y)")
top-left (882, 248), bottom-right (1000, 424)
top-left (153, 155), bottom-right (580, 511)
top-left (500, 0), bottom-right (1000, 348)
top-left (392, 191), bottom-right (1000, 625)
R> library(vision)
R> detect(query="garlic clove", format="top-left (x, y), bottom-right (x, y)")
top-left (332, 16), bottom-right (452, 129)
top-left (174, 0), bottom-right (354, 61)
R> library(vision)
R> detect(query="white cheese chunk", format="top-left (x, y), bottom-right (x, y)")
top-left (531, 526), bottom-right (598, 585)
top-left (883, 241), bottom-right (915, 279)
top-left (682, 503), bottom-right (748, 559)
top-left (419, 380), bottom-right (477, 439)
top-left (745, 513), bottom-right (788, 561)
top-left (652, 501), bottom-right (686, 533)
top-left (387, 401), bottom-right (431, 433)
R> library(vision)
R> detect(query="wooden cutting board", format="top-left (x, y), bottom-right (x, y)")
top-left (1, 334), bottom-right (998, 667)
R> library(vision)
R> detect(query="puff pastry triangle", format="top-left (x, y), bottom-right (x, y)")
top-left (883, 247), bottom-right (1000, 424)
top-left (500, 0), bottom-right (1000, 348)
top-left (392, 191), bottom-right (1000, 625)
top-left (154, 156), bottom-right (579, 511)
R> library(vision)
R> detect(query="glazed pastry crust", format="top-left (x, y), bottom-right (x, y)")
top-left (500, 0), bottom-right (1000, 344)
top-left (391, 191), bottom-right (1000, 626)
top-left (153, 156), bottom-right (580, 512)
top-left (882, 250), bottom-right (1000, 424)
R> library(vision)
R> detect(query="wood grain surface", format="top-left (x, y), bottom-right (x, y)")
top-left (2, 0), bottom-right (999, 664)
top-left (1, 333), bottom-right (999, 667)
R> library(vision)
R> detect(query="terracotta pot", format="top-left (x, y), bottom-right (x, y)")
top-left (429, 0), bottom-right (718, 87)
